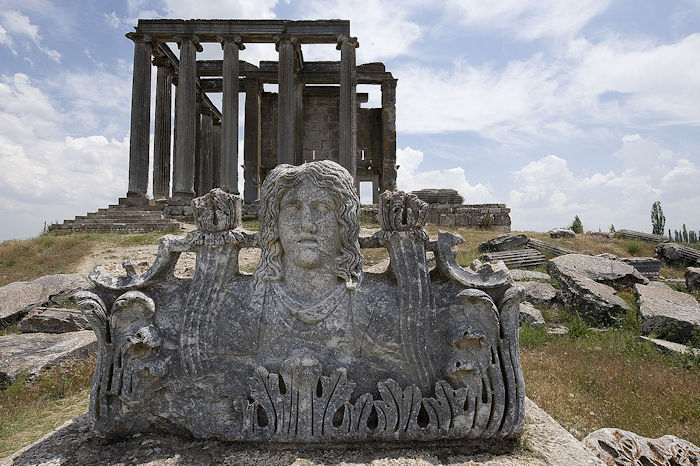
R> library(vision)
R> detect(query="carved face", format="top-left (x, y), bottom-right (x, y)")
top-left (278, 178), bottom-right (341, 269)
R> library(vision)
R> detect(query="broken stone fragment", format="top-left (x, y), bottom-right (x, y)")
top-left (17, 307), bottom-right (91, 334)
top-left (549, 228), bottom-right (575, 238)
top-left (686, 266), bottom-right (700, 292)
top-left (583, 428), bottom-right (699, 466)
top-left (0, 274), bottom-right (90, 324)
top-left (519, 302), bottom-right (545, 327)
top-left (634, 282), bottom-right (700, 344)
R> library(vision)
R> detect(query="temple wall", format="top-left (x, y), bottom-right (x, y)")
top-left (362, 203), bottom-right (512, 232)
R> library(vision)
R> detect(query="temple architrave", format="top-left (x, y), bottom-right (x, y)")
top-left (123, 19), bottom-right (397, 207)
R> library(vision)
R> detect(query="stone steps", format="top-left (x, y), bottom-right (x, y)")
top-left (49, 203), bottom-right (181, 233)
top-left (481, 248), bottom-right (547, 269)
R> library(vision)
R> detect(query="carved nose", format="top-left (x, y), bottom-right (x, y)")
top-left (300, 204), bottom-right (317, 232)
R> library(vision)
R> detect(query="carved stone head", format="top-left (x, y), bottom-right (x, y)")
top-left (253, 160), bottom-right (363, 289)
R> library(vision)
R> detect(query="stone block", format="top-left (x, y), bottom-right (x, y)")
top-left (519, 302), bottom-right (545, 327)
top-left (686, 266), bottom-right (700, 292)
top-left (634, 282), bottom-right (700, 343)
top-left (0, 274), bottom-right (90, 324)
top-left (583, 428), bottom-right (698, 466)
top-left (548, 254), bottom-right (647, 289)
top-left (0, 331), bottom-right (96, 387)
top-left (17, 307), bottom-right (91, 333)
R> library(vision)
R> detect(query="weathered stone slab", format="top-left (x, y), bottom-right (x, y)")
top-left (3, 398), bottom-right (603, 466)
top-left (655, 242), bottom-right (700, 267)
top-left (520, 282), bottom-right (558, 305)
top-left (551, 270), bottom-right (630, 326)
top-left (17, 307), bottom-right (91, 334)
top-left (0, 274), bottom-right (90, 324)
top-left (618, 257), bottom-right (662, 279)
top-left (583, 428), bottom-right (699, 466)
top-left (509, 269), bottom-right (551, 282)
top-left (686, 266), bottom-right (700, 292)
top-left (634, 282), bottom-right (700, 343)
top-left (549, 228), bottom-right (575, 238)
top-left (0, 331), bottom-right (96, 387)
top-left (548, 254), bottom-right (647, 288)
top-left (640, 336), bottom-right (700, 356)
top-left (519, 302), bottom-right (545, 327)
top-left (409, 188), bottom-right (464, 205)
top-left (478, 234), bottom-right (529, 253)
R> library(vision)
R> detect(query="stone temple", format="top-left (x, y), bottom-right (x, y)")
top-left (49, 18), bottom-right (511, 233)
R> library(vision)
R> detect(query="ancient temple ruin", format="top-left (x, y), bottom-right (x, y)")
top-left (124, 19), bottom-right (397, 206)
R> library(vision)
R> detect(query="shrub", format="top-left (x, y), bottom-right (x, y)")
top-left (570, 215), bottom-right (583, 234)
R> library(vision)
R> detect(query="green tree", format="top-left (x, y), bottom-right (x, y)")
top-left (650, 201), bottom-right (665, 235)
top-left (668, 229), bottom-right (672, 240)
top-left (570, 215), bottom-right (583, 234)
top-left (683, 224), bottom-right (688, 243)
top-left (609, 224), bottom-right (616, 234)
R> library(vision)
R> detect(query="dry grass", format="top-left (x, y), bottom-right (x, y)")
top-left (0, 357), bottom-right (94, 457)
top-left (521, 330), bottom-right (700, 444)
top-left (0, 231), bottom-right (171, 287)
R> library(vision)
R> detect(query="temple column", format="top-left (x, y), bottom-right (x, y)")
top-left (172, 35), bottom-right (201, 200)
top-left (244, 79), bottom-right (262, 203)
top-left (381, 79), bottom-right (398, 192)
top-left (125, 33), bottom-right (152, 199)
top-left (194, 95), bottom-right (202, 196)
top-left (152, 56), bottom-right (172, 200)
top-left (199, 107), bottom-right (214, 194)
top-left (212, 118), bottom-right (222, 190)
top-left (338, 34), bottom-right (358, 182)
top-left (218, 35), bottom-right (244, 194)
top-left (276, 36), bottom-right (299, 165)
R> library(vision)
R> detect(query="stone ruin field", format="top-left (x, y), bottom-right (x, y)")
top-left (0, 223), bottom-right (698, 464)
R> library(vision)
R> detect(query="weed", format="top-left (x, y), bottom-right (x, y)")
top-left (0, 322), bottom-right (19, 336)
top-left (519, 325), bottom-right (555, 349)
top-left (566, 313), bottom-right (592, 339)
top-left (625, 240), bottom-right (643, 256)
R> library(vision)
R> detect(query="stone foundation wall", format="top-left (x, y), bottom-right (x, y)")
top-left (362, 203), bottom-right (511, 232)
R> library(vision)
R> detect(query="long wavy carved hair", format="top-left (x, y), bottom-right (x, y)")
top-left (252, 160), bottom-right (363, 290)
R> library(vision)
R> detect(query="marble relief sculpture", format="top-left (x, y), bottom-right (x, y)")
top-left (77, 160), bottom-right (525, 446)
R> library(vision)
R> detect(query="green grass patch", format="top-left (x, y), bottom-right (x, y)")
top-left (0, 357), bottom-right (94, 457)
top-left (625, 240), bottom-right (643, 256)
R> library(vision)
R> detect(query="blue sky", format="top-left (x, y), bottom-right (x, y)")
top-left (1, 0), bottom-right (699, 240)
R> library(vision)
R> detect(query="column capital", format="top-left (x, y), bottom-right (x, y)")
top-left (174, 34), bottom-right (203, 52)
top-left (244, 78), bottom-right (261, 92)
top-left (273, 35), bottom-right (299, 52)
top-left (213, 117), bottom-right (221, 126)
top-left (216, 35), bottom-right (245, 50)
top-left (336, 34), bottom-right (359, 50)
top-left (152, 55), bottom-right (173, 69)
top-left (125, 32), bottom-right (152, 43)
top-left (381, 78), bottom-right (397, 90)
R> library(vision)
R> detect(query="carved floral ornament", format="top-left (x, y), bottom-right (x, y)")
top-left (79, 160), bottom-right (525, 446)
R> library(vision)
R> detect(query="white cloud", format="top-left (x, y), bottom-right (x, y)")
top-left (446, 0), bottom-right (612, 40)
top-left (0, 10), bottom-right (61, 62)
top-left (507, 137), bottom-right (700, 232)
top-left (293, 0), bottom-right (424, 62)
top-left (395, 32), bottom-right (700, 141)
top-left (396, 146), bottom-right (493, 203)
top-left (105, 11), bottom-right (121, 29)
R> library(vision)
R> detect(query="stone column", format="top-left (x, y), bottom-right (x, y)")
top-left (381, 79), bottom-right (398, 192)
top-left (243, 79), bottom-right (262, 203)
top-left (125, 33), bottom-right (152, 199)
top-left (194, 95), bottom-right (202, 196)
top-left (337, 35), bottom-right (359, 182)
top-left (173, 35), bottom-right (201, 200)
top-left (199, 107), bottom-right (214, 194)
top-left (152, 56), bottom-right (172, 200)
top-left (218, 35), bottom-right (244, 194)
top-left (275, 36), bottom-right (299, 165)
top-left (212, 119), bottom-right (222, 190)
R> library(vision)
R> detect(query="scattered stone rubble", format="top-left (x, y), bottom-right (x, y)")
top-left (0, 274), bottom-right (90, 324)
top-left (686, 266), bottom-right (700, 292)
top-left (549, 228), bottom-right (575, 238)
top-left (0, 331), bottom-right (96, 387)
top-left (583, 428), bottom-right (699, 466)
top-left (634, 282), bottom-right (700, 344)
top-left (655, 242), bottom-right (700, 267)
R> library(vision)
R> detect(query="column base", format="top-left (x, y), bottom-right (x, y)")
top-left (120, 195), bottom-right (154, 207)
top-left (170, 192), bottom-right (196, 203)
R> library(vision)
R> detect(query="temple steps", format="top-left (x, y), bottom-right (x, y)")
top-left (49, 204), bottom-right (182, 233)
